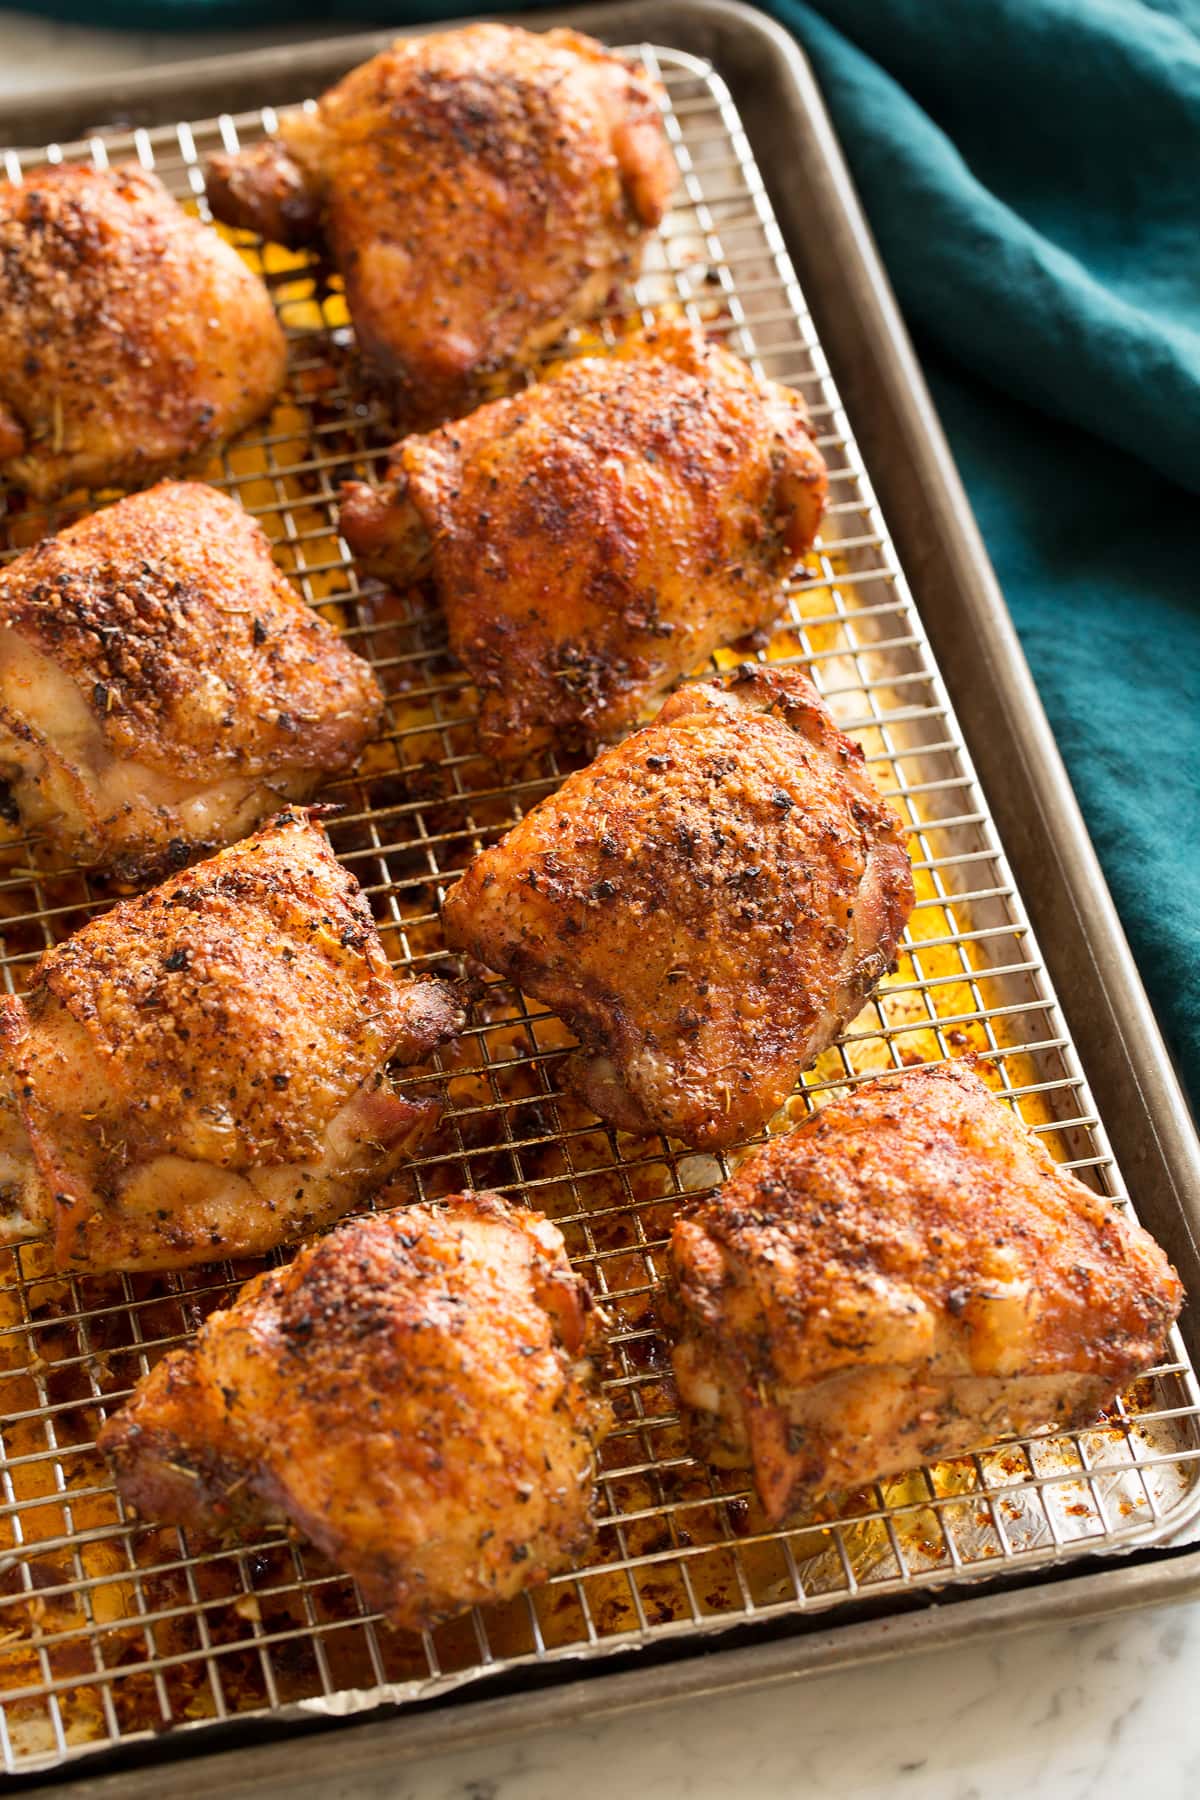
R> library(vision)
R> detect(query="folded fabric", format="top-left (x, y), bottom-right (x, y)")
top-left (7, 0), bottom-right (1199, 1103)
top-left (775, 0), bottom-right (1200, 1104)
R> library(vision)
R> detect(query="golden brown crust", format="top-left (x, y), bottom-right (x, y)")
top-left (442, 666), bottom-right (914, 1148)
top-left (0, 809), bottom-right (461, 1270)
top-left (0, 481), bottom-right (384, 875)
top-left (99, 1195), bottom-right (612, 1630)
top-left (205, 25), bottom-right (677, 427)
top-left (0, 163), bottom-right (286, 498)
top-left (203, 138), bottom-right (322, 249)
top-left (666, 1062), bottom-right (1184, 1519)
top-left (341, 321), bottom-right (828, 757)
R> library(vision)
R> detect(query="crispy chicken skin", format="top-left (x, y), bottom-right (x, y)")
top-left (0, 163), bottom-right (285, 499)
top-left (206, 25), bottom-right (676, 427)
top-left (0, 482), bottom-right (384, 877)
top-left (99, 1194), bottom-right (611, 1630)
top-left (442, 667), bottom-right (913, 1148)
top-left (0, 810), bottom-right (460, 1272)
top-left (665, 1062), bottom-right (1184, 1522)
top-left (341, 320), bottom-right (828, 757)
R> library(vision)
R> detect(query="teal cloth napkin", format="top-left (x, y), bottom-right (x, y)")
top-left (777, 0), bottom-right (1200, 1112)
top-left (11, 0), bottom-right (1200, 1103)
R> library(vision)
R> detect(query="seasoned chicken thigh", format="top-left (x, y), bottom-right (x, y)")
top-left (0, 809), bottom-right (459, 1272)
top-left (341, 321), bottom-right (828, 757)
top-left (442, 667), bottom-right (913, 1148)
top-left (99, 1194), bottom-right (611, 1630)
top-left (0, 163), bottom-right (285, 498)
top-left (666, 1062), bottom-right (1184, 1521)
top-left (206, 25), bottom-right (676, 427)
top-left (0, 481), bottom-right (383, 877)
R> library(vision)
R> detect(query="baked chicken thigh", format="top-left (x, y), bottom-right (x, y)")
top-left (0, 163), bottom-right (285, 498)
top-left (0, 809), bottom-right (458, 1272)
top-left (206, 24), bottom-right (676, 427)
top-left (100, 1194), bottom-right (611, 1630)
top-left (341, 320), bottom-right (828, 757)
top-left (442, 666), bottom-right (913, 1148)
top-left (666, 1062), bottom-right (1183, 1521)
top-left (0, 481), bottom-right (382, 877)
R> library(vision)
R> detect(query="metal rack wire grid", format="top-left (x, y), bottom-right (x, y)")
top-left (1, 39), bottom-right (1198, 1779)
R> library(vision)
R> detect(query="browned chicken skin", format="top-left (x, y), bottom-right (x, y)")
top-left (0, 481), bottom-right (384, 877)
top-left (666, 1062), bottom-right (1184, 1521)
top-left (341, 321), bottom-right (828, 757)
top-left (0, 164), bottom-right (285, 498)
top-left (206, 25), bottom-right (676, 427)
top-left (0, 809), bottom-right (460, 1272)
top-left (442, 666), bottom-right (913, 1149)
top-left (99, 1194), bottom-right (611, 1630)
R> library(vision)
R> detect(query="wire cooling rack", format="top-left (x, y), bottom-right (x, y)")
top-left (1, 39), bottom-right (1199, 1780)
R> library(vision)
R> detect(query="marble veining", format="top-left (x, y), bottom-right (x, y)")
top-left (387, 1602), bottom-right (1200, 1800)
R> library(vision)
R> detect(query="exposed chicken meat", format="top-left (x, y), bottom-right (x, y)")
top-left (341, 320), bottom-right (827, 757)
top-left (99, 1193), bottom-right (611, 1630)
top-left (0, 809), bottom-right (459, 1271)
top-left (206, 24), bottom-right (676, 427)
top-left (442, 666), bottom-right (913, 1148)
top-left (0, 163), bottom-right (285, 498)
top-left (0, 481), bottom-right (383, 878)
top-left (665, 1061), bottom-right (1184, 1520)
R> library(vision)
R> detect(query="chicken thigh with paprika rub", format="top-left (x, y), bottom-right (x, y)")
top-left (341, 320), bottom-right (828, 758)
top-left (0, 481), bottom-right (383, 879)
top-left (0, 163), bottom-right (285, 499)
top-left (100, 1194), bottom-right (611, 1630)
top-left (0, 809), bottom-right (459, 1272)
top-left (206, 24), bottom-right (676, 428)
top-left (442, 666), bottom-right (913, 1149)
top-left (666, 1062), bottom-right (1184, 1521)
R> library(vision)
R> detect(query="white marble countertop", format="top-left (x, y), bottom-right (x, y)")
top-left (2, 11), bottom-right (1198, 1796)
